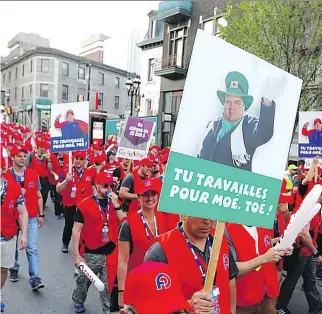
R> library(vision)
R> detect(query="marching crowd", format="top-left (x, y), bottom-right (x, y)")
top-left (2, 121), bottom-right (322, 314)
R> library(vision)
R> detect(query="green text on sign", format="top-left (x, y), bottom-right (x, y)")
top-left (158, 152), bottom-right (282, 229)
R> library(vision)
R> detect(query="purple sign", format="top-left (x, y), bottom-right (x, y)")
top-left (124, 117), bottom-right (154, 146)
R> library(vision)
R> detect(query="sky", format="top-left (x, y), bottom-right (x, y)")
top-left (0, 1), bottom-right (160, 71)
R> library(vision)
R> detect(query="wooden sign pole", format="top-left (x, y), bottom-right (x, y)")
top-left (126, 159), bottom-right (132, 173)
top-left (315, 163), bottom-right (318, 183)
top-left (203, 221), bottom-right (226, 294)
top-left (68, 151), bottom-right (73, 173)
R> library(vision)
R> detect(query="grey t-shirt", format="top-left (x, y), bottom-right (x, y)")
top-left (144, 226), bottom-right (239, 281)
top-left (118, 220), bottom-right (133, 254)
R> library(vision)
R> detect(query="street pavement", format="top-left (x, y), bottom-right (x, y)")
top-left (3, 198), bottom-right (322, 314)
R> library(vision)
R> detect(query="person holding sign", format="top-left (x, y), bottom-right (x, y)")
top-left (71, 172), bottom-right (125, 314)
top-left (145, 217), bottom-right (238, 314)
top-left (119, 158), bottom-right (153, 214)
top-left (117, 179), bottom-right (167, 309)
top-left (199, 71), bottom-right (275, 171)
top-left (225, 223), bottom-right (292, 314)
top-left (56, 151), bottom-right (96, 254)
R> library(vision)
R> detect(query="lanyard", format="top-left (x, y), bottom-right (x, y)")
top-left (179, 225), bottom-right (212, 281)
top-left (93, 195), bottom-right (110, 223)
top-left (11, 168), bottom-right (26, 189)
top-left (139, 210), bottom-right (158, 243)
top-left (72, 167), bottom-right (84, 185)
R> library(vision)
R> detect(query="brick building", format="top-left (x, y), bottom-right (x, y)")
top-left (1, 35), bottom-right (136, 129)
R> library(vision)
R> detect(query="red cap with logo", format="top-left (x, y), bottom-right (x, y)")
top-left (11, 145), bottom-right (28, 156)
top-left (73, 151), bottom-right (87, 159)
top-left (140, 157), bottom-right (154, 168)
top-left (66, 110), bottom-right (74, 117)
top-left (138, 178), bottom-right (162, 195)
top-left (95, 171), bottom-right (113, 185)
top-left (124, 262), bottom-right (192, 314)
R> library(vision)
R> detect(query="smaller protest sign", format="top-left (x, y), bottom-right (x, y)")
top-left (304, 158), bottom-right (322, 169)
top-left (116, 117), bottom-right (155, 160)
top-left (50, 102), bottom-right (89, 153)
top-left (298, 111), bottom-right (322, 158)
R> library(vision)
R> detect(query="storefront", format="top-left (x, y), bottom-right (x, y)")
top-left (35, 98), bottom-right (52, 130)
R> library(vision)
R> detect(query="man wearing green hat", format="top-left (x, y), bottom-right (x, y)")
top-left (199, 71), bottom-right (276, 172)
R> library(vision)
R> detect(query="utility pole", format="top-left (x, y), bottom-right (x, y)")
top-left (87, 62), bottom-right (91, 102)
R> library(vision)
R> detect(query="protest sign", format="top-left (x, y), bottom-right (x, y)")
top-left (116, 116), bottom-right (155, 160)
top-left (158, 30), bottom-right (302, 228)
top-left (304, 158), bottom-right (322, 169)
top-left (298, 111), bottom-right (322, 158)
top-left (50, 102), bottom-right (89, 153)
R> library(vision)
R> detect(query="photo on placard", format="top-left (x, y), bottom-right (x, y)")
top-left (298, 111), bottom-right (322, 158)
top-left (50, 101), bottom-right (89, 153)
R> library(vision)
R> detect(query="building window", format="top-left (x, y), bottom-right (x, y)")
top-left (78, 67), bottom-right (85, 80)
top-left (146, 99), bottom-right (152, 115)
top-left (114, 96), bottom-right (120, 109)
top-left (8, 71), bottom-right (11, 83)
top-left (2, 74), bottom-right (5, 84)
top-left (62, 62), bottom-right (69, 76)
top-left (99, 73), bottom-right (104, 85)
top-left (77, 95), bottom-right (85, 102)
top-left (62, 85), bottom-right (68, 100)
top-left (14, 87), bottom-right (17, 100)
top-left (29, 84), bottom-right (32, 97)
top-left (115, 77), bottom-right (120, 89)
top-left (149, 19), bottom-right (157, 38)
top-left (215, 16), bottom-right (227, 37)
top-left (22, 86), bottom-right (24, 99)
top-left (30, 60), bottom-right (33, 73)
top-left (15, 67), bottom-right (18, 79)
top-left (169, 27), bottom-right (187, 68)
top-left (203, 19), bottom-right (214, 35)
top-left (148, 58), bottom-right (155, 82)
top-left (22, 64), bottom-right (25, 76)
top-left (41, 59), bottom-right (49, 73)
top-left (99, 93), bottom-right (104, 107)
top-left (40, 84), bottom-right (49, 97)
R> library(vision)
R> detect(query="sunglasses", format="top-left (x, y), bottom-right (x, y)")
top-left (103, 183), bottom-right (114, 189)
top-left (141, 191), bottom-right (157, 197)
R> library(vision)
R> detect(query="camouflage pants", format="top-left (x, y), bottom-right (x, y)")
top-left (72, 253), bottom-right (110, 313)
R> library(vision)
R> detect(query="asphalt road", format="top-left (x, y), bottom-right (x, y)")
top-left (2, 199), bottom-right (322, 314)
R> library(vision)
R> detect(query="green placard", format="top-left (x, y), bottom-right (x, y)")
top-left (158, 151), bottom-right (282, 229)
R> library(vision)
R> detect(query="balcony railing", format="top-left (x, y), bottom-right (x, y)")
top-left (155, 55), bottom-right (187, 71)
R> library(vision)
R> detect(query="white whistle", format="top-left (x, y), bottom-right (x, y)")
top-left (79, 262), bottom-right (105, 292)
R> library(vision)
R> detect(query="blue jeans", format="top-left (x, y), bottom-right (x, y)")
top-left (10, 217), bottom-right (41, 284)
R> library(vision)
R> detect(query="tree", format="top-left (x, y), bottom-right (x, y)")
top-left (219, 0), bottom-right (322, 111)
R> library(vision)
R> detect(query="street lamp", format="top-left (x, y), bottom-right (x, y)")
top-left (125, 77), bottom-right (141, 116)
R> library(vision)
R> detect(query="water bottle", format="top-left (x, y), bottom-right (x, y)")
top-left (210, 286), bottom-right (220, 314)
top-left (102, 223), bottom-right (109, 243)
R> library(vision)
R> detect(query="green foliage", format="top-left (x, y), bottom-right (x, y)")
top-left (219, 0), bottom-right (322, 110)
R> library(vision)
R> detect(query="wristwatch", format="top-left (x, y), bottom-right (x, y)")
top-left (313, 251), bottom-right (320, 258)
top-left (39, 214), bottom-right (45, 218)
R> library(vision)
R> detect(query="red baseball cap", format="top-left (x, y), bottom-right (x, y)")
top-left (11, 145), bottom-right (28, 156)
top-left (314, 118), bottom-right (322, 126)
top-left (66, 109), bottom-right (74, 117)
top-left (95, 171), bottom-right (113, 185)
top-left (140, 157), bottom-right (153, 168)
top-left (138, 178), bottom-right (162, 195)
top-left (73, 151), bottom-right (87, 159)
top-left (124, 262), bottom-right (192, 314)
top-left (94, 153), bottom-right (106, 164)
top-left (150, 145), bottom-right (161, 151)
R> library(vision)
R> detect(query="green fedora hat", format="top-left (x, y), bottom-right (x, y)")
top-left (217, 71), bottom-right (253, 110)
